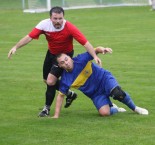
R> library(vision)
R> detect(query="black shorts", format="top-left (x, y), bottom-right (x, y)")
top-left (43, 50), bottom-right (74, 80)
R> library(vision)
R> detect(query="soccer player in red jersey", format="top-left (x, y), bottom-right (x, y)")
top-left (8, 6), bottom-right (101, 117)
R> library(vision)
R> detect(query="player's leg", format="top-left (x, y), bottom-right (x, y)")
top-left (98, 104), bottom-right (125, 116)
top-left (48, 63), bottom-right (77, 108)
top-left (112, 103), bottom-right (126, 112)
top-left (39, 56), bottom-right (65, 117)
top-left (110, 86), bottom-right (148, 115)
top-left (104, 71), bottom-right (148, 115)
top-left (92, 95), bottom-right (120, 116)
top-left (38, 50), bottom-right (55, 117)
top-left (39, 50), bottom-right (77, 117)
top-left (98, 105), bottom-right (111, 116)
top-left (47, 72), bottom-right (77, 108)
top-left (110, 86), bottom-right (136, 110)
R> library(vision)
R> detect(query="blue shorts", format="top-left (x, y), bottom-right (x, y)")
top-left (91, 95), bottom-right (112, 110)
top-left (90, 71), bottom-right (118, 110)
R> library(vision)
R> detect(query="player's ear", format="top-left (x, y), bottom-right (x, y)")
top-left (57, 62), bottom-right (61, 67)
top-left (58, 62), bottom-right (64, 68)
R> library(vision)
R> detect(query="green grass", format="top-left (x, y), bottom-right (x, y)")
top-left (0, 6), bottom-right (155, 145)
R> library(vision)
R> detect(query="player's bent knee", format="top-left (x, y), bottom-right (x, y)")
top-left (47, 73), bottom-right (58, 86)
top-left (98, 106), bottom-right (110, 116)
top-left (99, 110), bottom-right (110, 116)
top-left (110, 86), bottom-right (126, 101)
top-left (46, 79), bottom-right (56, 86)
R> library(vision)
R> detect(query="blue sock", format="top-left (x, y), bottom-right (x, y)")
top-left (110, 107), bottom-right (118, 115)
top-left (121, 92), bottom-right (136, 110)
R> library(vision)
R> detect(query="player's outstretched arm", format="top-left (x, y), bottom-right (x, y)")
top-left (52, 93), bottom-right (65, 119)
top-left (95, 46), bottom-right (112, 55)
top-left (8, 35), bottom-right (32, 59)
top-left (84, 41), bottom-right (102, 67)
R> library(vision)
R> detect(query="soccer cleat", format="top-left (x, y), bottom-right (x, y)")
top-left (117, 107), bottom-right (127, 112)
top-left (134, 106), bottom-right (149, 115)
top-left (112, 103), bottom-right (126, 112)
top-left (64, 91), bottom-right (77, 108)
top-left (38, 107), bottom-right (50, 117)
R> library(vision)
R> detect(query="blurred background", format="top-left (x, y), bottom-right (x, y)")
top-left (0, 0), bottom-right (150, 12)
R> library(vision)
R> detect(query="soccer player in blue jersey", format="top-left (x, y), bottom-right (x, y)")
top-left (52, 47), bottom-right (149, 118)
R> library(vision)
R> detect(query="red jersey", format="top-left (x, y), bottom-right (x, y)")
top-left (28, 19), bottom-right (87, 55)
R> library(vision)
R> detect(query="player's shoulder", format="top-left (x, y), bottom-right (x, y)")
top-left (75, 52), bottom-right (92, 60)
top-left (39, 18), bottom-right (51, 24)
top-left (73, 53), bottom-right (88, 64)
top-left (36, 18), bottom-right (52, 30)
top-left (65, 20), bottom-right (72, 25)
top-left (65, 20), bottom-right (76, 28)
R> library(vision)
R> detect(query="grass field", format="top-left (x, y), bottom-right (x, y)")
top-left (0, 5), bottom-right (155, 145)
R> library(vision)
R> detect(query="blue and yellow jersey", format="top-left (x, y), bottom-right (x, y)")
top-left (59, 52), bottom-right (112, 98)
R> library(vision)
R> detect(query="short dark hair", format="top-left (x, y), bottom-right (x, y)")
top-left (55, 53), bottom-right (64, 63)
top-left (49, 6), bottom-right (64, 17)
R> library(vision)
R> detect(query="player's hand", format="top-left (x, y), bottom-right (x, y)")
top-left (102, 47), bottom-right (112, 54)
top-left (96, 46), bottom-right (112, 55)
top-left (51, 115), bottom-right (59, 119)
top-left (94, 56), bottom-right (102, 67)
top-left (8, 47), bottom-right (17, 59)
